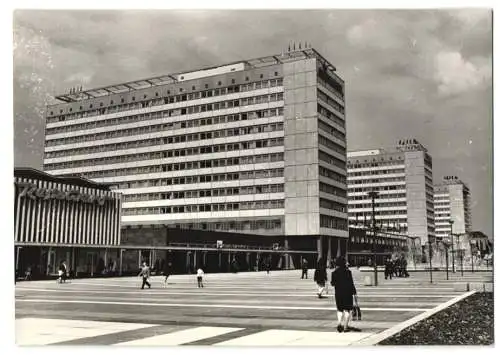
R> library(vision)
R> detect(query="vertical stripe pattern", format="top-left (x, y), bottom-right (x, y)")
top-left (13, 175), bottom-right (121, 246)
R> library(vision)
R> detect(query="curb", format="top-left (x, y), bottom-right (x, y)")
top-left (352, 289), bottom-right (477, 346)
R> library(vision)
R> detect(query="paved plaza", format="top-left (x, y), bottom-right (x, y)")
top-left (15, 269), bottom-right (492, 346)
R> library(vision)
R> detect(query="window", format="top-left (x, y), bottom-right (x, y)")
top-left (260, 74), bottom-right (264, 78)
top-left (218, 81), bottom-right (222, 86)
top-left (275, 71), bottom-right (278, 76)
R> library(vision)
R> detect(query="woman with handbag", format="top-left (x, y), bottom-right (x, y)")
top-left (331, 256), bottom-right (357, 333)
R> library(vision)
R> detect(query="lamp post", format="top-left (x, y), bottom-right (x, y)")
top-left (427, 239), bottom-right (433, 283)
top-left (456, 234), bottom-right (464, 277)
top-left (470, 240), bottom-right (475, 273)
top-left (367, 190), bottom-right (380, 286)
top-left (441, 239), bottom-right (450, 280)
top-left (450, 220), bottom-right (455, 273)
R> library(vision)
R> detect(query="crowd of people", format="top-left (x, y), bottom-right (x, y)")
top-left (384, 256), bottom-right (410, 279)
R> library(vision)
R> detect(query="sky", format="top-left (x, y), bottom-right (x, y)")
top-left (12, 9), bottom-right (493, 236)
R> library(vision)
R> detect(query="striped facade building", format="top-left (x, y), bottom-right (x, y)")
top-left (14, 168), bottom-right (122, 278)
top-left (434, 175), bottom-right (472, 240)
top-left (347, 139), bottom-right (434, 259)
top-left (41, 46), bottom-right (348, 271)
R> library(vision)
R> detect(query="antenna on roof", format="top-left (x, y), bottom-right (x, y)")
top-left (293, 42), bottom-right (296, 51)
top-left (288, 43), bottom-right (291, 52)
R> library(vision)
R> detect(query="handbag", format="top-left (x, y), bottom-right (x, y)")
top-left (353, 295), bottom-right (362, 321)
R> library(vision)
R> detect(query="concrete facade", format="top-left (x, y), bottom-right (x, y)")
top-left (42, 48), bottom-right (348, 258)
top-left (347, 139), bottom-right (434, 246)
top-left (283, 58), bottom-right (320, 237)
top-left (405, 150), bottom-right (432, 244)
top-left (434, 176), bottom-right (472, 239)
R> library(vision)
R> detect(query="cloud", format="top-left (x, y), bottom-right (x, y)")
top-left (434, 51), bottom-right (491, 96)
top-left (12, 9), bottom-right (493, 237)
top-left (64, 72), bottom-right (93, 84)
top-left (346, 19), bottom-right (378, 44)
top-left (450, 9), bottom-right (491, 28)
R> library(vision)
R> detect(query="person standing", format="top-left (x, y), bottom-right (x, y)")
top-left (401, 257), bottom-right (409, 278)
top-left (384, 258), bottom-right (393, 280)
top-left (301, 258), bottom-right (309, 279)
top-left (138, 262), bottom-right (151, 289)
top-left (314, 258), bottom-right (328, 298)
top-left (196, 267), bottom-right (204, 288)
top-left (331, 256), bottom-right (357, 333)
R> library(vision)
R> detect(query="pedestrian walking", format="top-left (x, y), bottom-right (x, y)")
top-left (265, 257), bottom-right (271, 275)
top-left (384, 258), bottom-right (393, 280)
top-left (163, 262), bottom-right (172, 287)
top-left (313, 258), bottom-right (328, 298)
top-left (401, 257), bottom-right (409, 278)
top-left (197, 268), bottom-right (204, 288)
top-left (57, 261), bottom-right (67, 284)
top-left (231, 258), bottom-right (239, 273)
top-left (301, 258), bottom-right (309, 279)
top-left (24, 267), bottom-right (32, 281)
top-left (331, 256), bottom-right (358, 333)
top-left (138, 262), bottom-right (151, 289)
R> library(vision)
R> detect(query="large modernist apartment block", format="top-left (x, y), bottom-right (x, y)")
top-left (434, 176), bottom-right (472, 240)
top-left (42, 47), bottom-right (348, 256)
top-left (347, 139), bottom-right (435, 245)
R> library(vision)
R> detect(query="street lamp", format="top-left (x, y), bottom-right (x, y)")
top-left (367, 190), bottom-right (380, 286)
top-left (441, 239), bottom-right (451, 280)
top-left (449, 220), bottom-right (455, 273)
top-left (427, 238), bottom-right (434, 283)
top-left (456, 234), bottom-right (464, 277)
top-left (470, 240), bottom-right (475, 273)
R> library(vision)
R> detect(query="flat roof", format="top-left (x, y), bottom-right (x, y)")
top-left (54, 47), bottom-right (340, 103)
top-left (14, 167), bottom-right (115, 191)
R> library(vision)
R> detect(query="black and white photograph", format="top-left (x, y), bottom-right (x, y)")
top-left (9, 3), bottom-right (494, 347)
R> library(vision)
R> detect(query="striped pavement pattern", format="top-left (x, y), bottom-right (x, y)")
top-left (16, 269), bottom-right (489, 346)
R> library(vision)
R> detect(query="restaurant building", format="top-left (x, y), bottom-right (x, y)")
top-left (14, 167), bottom-right (122, 278)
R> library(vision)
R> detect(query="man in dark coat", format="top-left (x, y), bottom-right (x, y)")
top-left (401, 257), bottom-right (409, 278)
top-left (313, 258), bottom-right (328, 298)
top-left (331, 256), bottom-right (357, 333)
top-left (384, 258), bottom-right (393, 280)
top-left (301, 258), bottom-right (308, 279)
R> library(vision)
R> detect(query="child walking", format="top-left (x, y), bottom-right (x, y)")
top-left (196, 268), bottom-right (204, 288)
